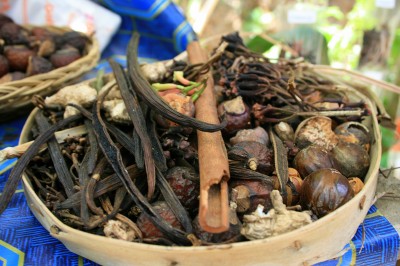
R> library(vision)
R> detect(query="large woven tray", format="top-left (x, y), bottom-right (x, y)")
top-left (18, 65), bottom-right (388, 266)
top-left (0, 25), bottom-right (100, 122)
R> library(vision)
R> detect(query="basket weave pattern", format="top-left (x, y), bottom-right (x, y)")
top-left (0, 26), bottom-right (100, 120)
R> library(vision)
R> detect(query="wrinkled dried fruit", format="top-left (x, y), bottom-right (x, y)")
top-left (294, 145), bottom-right (334, 178)
top-left (230, 126), bottom-right (269, 146)
top-left (136, 201), bottom-right (183, 238)
top-left (4, 45), bottom-right (34, 71)
top-left (294, 116), bottom-right (338, 150)
top-left (217, 96), bottom-right (251, 134)
top-left (27, 56), bottom-right (54, 76)
top-left (228, 141), bottom-right (274, 174)
top-left (50, 47), bottom-right (81, 68)
top-left (331, 142), bottom-right (370, 178)
top-left (165, 166), bottom-right (199, 211)
top-left (300, 168), bottom-right (354, 217)
top-left (334, 122), bottom-right (370, 151)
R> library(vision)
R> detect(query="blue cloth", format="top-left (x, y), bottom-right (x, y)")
top-left (0, 1), bottom-right (399, 265)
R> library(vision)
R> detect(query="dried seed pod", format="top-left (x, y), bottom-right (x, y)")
top-left (217, 96), bottom-right (251, 134)
top-left (230, 179), bottom-right (273, 214)
top-left (293, 145), bottom-right (334, 178)
top-left (229, 126), bottom-right (269, 145)
top-left (59, 31), bottom-right (89, 52)
top-left (294, 116), bottom-right (338, 150)
top-left (274, 122), bottom-right (294, 142)
top-left (136, 201), bottom-right (183, 238)
top-left (334, 122), bottom-right (370, 151)
top-left (50, 47), bottom-right (81, 68)
top-left (4, 45), bottom-right (35, 71)
top-left (228, 141), bottom-right (274, 175)
top-left (273, 168), bottom-right (303, 206)
top-left (27, 56), bottom-right (54, 76)
top-left (300, 168), bottom-right (354, 218)
top-left (0, 54), bottom-right (9, 77)
top-left (165, 166), bottom-right (199, 211)
top-left (331, 142), bottom-right (370, 178)
top-left (348, 177), bottom-right (364, 194)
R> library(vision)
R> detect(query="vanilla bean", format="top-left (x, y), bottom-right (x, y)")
top-left (78, 148), bottom-right (91, 225)
top-left (132, 129), bottom-right (144, 169)
top-left (0, 113), bottom-right (81, 215)
top-left (127, 33), bottom-right (226, 132)
top-left (84, 119), bottom-right (98, 175)
top-left (91, 80), bottom-right (191, 245)
top-left (269, 127), bottom-right (288, 195)
top-left (146, 108), bottom-right (167, 172)
top-left (35, 112), bottom-right (77, 199)
top-left (110, 59), bottom-right (156, 199)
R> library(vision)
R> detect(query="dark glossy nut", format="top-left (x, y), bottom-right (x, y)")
top-left (27, 56), bottom-right (54, 76)
top-left (300, 168), bottom-right (354, 218)
top-left (58, 31), bottom-right (89, 52)
top-left (228, 141), bottom-right (274, 175)
top-left (217, 96), bottom-right (251, 134)
top-left (165, 166), bottom-right (199, 211)
top-left (4, 45), bottom-right (34, 71)
top-left (331, 142), bottom-right (370, 178)
top-left (136, 201), bottom-right (183, 238)
top-left (0, 22), bottom-right (28, 45)
top-left (293, 145), bottom-right (334, 178)
top-left (50, 47), bottom-right (81, 68)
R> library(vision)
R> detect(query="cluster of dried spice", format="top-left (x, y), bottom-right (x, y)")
top-left (0, 33), bottom-right (373, 245)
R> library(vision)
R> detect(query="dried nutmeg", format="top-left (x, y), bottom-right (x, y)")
top-left (230, 179), bottom-right (273, 214)
top-left (331, 142), bottom-right (370, 178)
top-left (348, 177), bottom-right (364, 194)
top-left (50, 47), bottom-right (81, 68)
top-left (58, 31), bottom-right (89, 52)
top-left (300, 168), bottom-right (354, 218)
top-left (27, 56), bottom-right (54, 76)
top-left (217, 96), bottom-right (251, 134)
top-left (274, 122), bottom-right (294, 142)
top-left (334, 122), bottom-right (371, 151)
top-left (229, 126), bottom-right (269, 146)
top-left (136, 201), bottom-right (183, 238)
top-left (0, 54), bottom-right (9, 77)
top-left (228, 141), bottom-right (274, 175)
top-left (294, 116), bottom-right (338, 150)
top-left (4, 45), bottom-right (35, 71)
top-left (293, 145), bottom-right (334, 178)
top-left (165, 166), bottom-right (199, 211)
top-left (0, 22), bottom-right (28, 45)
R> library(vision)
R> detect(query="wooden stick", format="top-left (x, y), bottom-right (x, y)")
top-left (187, 41), bottom-right (230, 233)
top-left (0, 124), bottom-right (87, 162)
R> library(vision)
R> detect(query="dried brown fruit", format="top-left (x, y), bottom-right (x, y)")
top-left (293, 145), bottom-right (334, 178)
top-left (300, 168), bottom-right (354, 218)
top-left (4, 45), bottom-right (34, 71)
top-left (136, 201), bottom-right (183, 238)
top-left (331, 142), bottom-right (370, 178)
top-left (0, 14), bottom-right (14, 28)
top-left (27, 56), bottom-right (54, 76)
top-left (334, 122), bottom-right (371, 151)
top-left (50, 47), bottom-right (81, 68)
top-left (0, 22), bottom-right (28, 45)
top-left (229, 126), bottom-right (269, 146)
top-left (0, 54), bottom-right (9, 77)
top-left (217, 96), bottom-right (251, 134)
top-left (273, 168), bottom-right (303, 206)
top-left (58, 31), bottom-right (89, 52)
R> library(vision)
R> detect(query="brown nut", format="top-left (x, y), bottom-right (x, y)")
top-left (334, 122), bottom-right (371, 151)
top-left (218, 96), bottom-right (251, 135)
top-left (27, 56), bottom-right (54, 76)
top-left (331, 142), bottom-right (370, 178)
top-left (50, 47), bottom-right (81, 68)
top-left (293, 145), bottom-right (334, 178)
top-left (229, 126), bottom-right (269, 146)
top-left (300, 168), bottom-right (354, 218)
top-left (294, 116), bottom-right (338, 150)
top-left (0, 54), bottom-right (9, 77)
top-left (0, 22), bottom-right (28, 45)
top-left (4, 45), bottom-right (35, 71)
top-left (273, 168), bottom-right (303, 206)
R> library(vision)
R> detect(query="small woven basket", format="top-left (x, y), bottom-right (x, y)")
top-left (0, 25), bottom-right (100, 122)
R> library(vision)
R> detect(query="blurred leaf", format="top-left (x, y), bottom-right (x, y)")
top-left (246, 35), bottom-right (274, 53)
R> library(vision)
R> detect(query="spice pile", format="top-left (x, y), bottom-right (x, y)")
top-left (0, 32), bottom-right (373, 245)
top-left (0, 14), bottom-right (90, 83)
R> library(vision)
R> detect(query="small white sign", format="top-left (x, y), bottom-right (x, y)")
top-left (287, 9), bottom-right (317, 24)
top-left (376, 0), bottom-right (396, 9)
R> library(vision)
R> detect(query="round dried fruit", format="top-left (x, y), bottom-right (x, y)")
top-left (331, 142), bottom-right (370, 178)
top-left (294, 145), bottom-right (334, 178)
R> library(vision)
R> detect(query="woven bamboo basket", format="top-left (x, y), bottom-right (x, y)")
top-left (18, 63), bottom-right (397, 265)
top-left (0, 25), bottom-right (100, 122)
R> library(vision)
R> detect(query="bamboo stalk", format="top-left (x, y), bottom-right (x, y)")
top-left (187, 41), bottom-right (230, 233)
